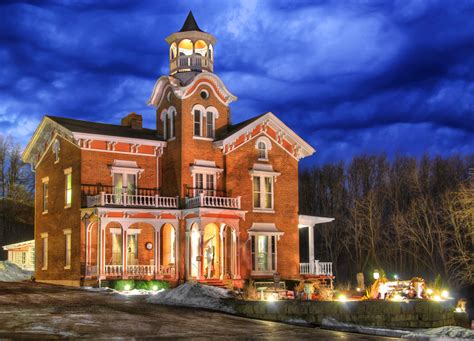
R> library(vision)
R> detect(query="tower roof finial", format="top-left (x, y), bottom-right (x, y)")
top-left (180, 11), bottom-right (203, 32)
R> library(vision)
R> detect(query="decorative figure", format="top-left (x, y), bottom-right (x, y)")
top-left (205, 243), bottom-right (214, 278)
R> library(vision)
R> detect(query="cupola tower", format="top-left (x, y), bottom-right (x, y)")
top-left (165, 11), bottom-right (216, 75)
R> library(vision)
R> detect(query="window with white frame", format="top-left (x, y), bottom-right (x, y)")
top-left (111, 231), bottom-right (122, 265)
top-left (190, 160), bottom-right (222, 197)
top-left (64, 229), bottom-right (71, 269)
top-left (162, 107), bottom-right (176, 140)
top-left (194, 109), bottom-right (202, 136)
top-left (255, 136), bottom-right (272, 161)
top-left (41, 233), bottom-right (48, 270)
top-left (250, 164), bottom-right (280, 211)
top-left (64, 168), bottom-right (72, 208)
top-left (206, 111), bottom-right (214, 138)
top-left (110, 160), bottom-right (142, 202)
top-left (250, 234), bottom-right (277, 273)
top-left (253, 176), bottom-right (273, 209)
top-left (42, 177), bottom-right (49, 213)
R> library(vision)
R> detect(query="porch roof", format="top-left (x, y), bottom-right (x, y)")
top-left (248, 223), bottom-right (284, 236)
top-left (298, 214), bottom-right (335, 228)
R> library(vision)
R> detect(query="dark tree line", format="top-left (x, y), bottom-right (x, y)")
top-left (300, 154), bottom-right (474, 289)
top-left (0, 135), bottom-right (34, 258)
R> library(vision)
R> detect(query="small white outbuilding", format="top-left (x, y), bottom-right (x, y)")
top-left (2, 240), bottom-right (35, 271)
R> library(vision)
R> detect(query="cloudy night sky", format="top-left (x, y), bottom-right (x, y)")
top-left (0, 0), bottom-right (473, 166)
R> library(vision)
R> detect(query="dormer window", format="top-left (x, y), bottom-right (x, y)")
top-left (255, 136), bottom-right (272, 161)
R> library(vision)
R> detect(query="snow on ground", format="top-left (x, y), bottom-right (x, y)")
top-left (0, 261), bottom-right (33, 282)
top-left (321, 317), bottom-right (410, 338)
top-left (147, 282), bottom-right (236, 313)
top-left (404, 326), bottom-right (474, 340)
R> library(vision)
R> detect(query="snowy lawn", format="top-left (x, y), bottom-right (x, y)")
top-left (404, 326), bottom-right (474, 340)
top-left (147, 282), bottom-right (236, 313)
top-left (0, 261), bottom-right (33, 282)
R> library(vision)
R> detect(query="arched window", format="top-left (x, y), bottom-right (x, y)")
top-left (178, 39), bottom-right (193, 56)
top-left (170, 42), bottom-right (177, 60)
top-left (194, 40), bottom-right (207, 56)
top-left (255, 136), bottom-right (272, 160)
top-left (192, 104), bottom-right (219, 139)
top-left (161, 107), bottom-right (176, 140)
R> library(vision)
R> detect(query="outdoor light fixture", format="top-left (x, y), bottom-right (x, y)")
top-left (441, 290), bottom-right (449, 299)
top-left (426, 288), bottom-right (433, 295)
top-left (338, 294), bottom-right (347, 302)
top-left (373, 270), bottom-right (380, 280)
top-left (455, 307), bottom-right (464, 313)
top-left (433, 295), bottom-right (442, 302)
top-left (152, 285), bottom-right (158, 291)
top-left (391, 294), bottom-right (404, 302)
top-left (356, 287), bottom-right (361, 292)
top-left (124, 284), bottom-right (131, 291)
top-left (394, 274), bottom-right (398, 280)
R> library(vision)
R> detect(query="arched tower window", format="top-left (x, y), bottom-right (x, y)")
top-left (194, 40), bottom-right (207, 56)
top-left (161, 107), bottom-right (177, 140)
top-left (178, 39), bottom-right (193, 56)
top-left (170, 42), bottom-right (177, 60)
top-left (255, 136), bottom-right (272, 160)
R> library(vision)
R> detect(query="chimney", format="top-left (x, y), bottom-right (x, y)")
top-left (121, 112), bottom-right (142, 129)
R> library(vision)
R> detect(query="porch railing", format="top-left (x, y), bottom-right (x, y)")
top-left (105, 265), bottom-right (123, 276)
top-left (82, 184), bottom-right (178, 209)
top-left (127, 265), bottom-right (154, 277)
top-left (101, 264), bottom-right (176, 278)
top-left (299, 260), bottom-right (333, 276)
top-left (185, 189), bottom-right (241, 210)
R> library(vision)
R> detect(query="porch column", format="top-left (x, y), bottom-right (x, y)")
top-left (98, 221), bottom-right (105, 279)
top-left (198, 230), bottom-right (204, 280)
top-left (308, 225), bottom-right (314, 274)
top-left (219, 231), bottom-right (224, 279)
top-left (122, 229), bottom-right (128, 278)
top-left (154, 228), bottom-right (160, 279)
top-left (174, 223), bottom-right (179, 280)
top-left (185, 231), bottom-right (190, 280)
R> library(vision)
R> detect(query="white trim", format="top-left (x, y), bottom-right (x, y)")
top-left (109, 228), bottom-right (122, 235)
top-left (298, 214), bottom-right (335, 228)
top-left (193, 136), bottom-right (214, 141)
top-left (2, 240), bottom-right (35, 250)
top-left (214, 112), bottom-right (315, 160)
top-left (80, 148), bottom-right (158, 157)
top-left (127, 228), bottom-right (141, 235)
top-left (63, 228), bottom-right (72, 235)
top-left (192, 105), bottom-right (204, 137)
top-left (248, 223), bottom-right (284, 235)
top-left (63, 167), bottom-right (72, 175)
top-left (72, 132), bottom-right (166, 148)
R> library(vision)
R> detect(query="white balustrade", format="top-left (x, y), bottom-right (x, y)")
top-left (157, 265), bottom-right (176, 276)
top-left (105, 265), bottom-right (122, 276)
top-left (86, 192), bottom-right (178, 208)
top-left (186, 193), bottom-right (241, 209)
top-left (299, 260), bottom-right (333, 276)
top-left (127, 265), bottom-right (154, 277)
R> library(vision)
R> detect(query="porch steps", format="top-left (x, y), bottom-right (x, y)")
top-left (198, 279), bottom-right (228, 289)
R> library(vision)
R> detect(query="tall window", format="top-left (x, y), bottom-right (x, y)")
top-left (258, 142), bottom-right (267, 160)
top-left (163, 110), bottom-right (175, 140)
top-left (64, 168), bottom-right (72, 207)
top-left (205, 174), bottom-right (215, 195)
top-left (206, 111), bottom-right (214, 138)
top-left (127, 234), bottom-right (138, 265)
top-left (195, 173), bottom-right (203, 195)
top-left (251, 234), bottom-right (277, 273)
top-left (41, 233), bottom-right (48, 270)
top-left (42, 180), bottom-right (49, 213)
top-left (64, 230), bottom-right (71, 269)
top-left (112, 233), bottom-right (122, 265)
top-left (253, 176), bottom-right (273, 210)
top-left (194, 109), bottom-right (202, 136)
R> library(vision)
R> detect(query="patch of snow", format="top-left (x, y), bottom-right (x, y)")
top-left (321, 318), bottom-right (410, 338)
top-left (81, 286), bottom-right (163, 296)
top-left (404, 326), bottom-right (474, 340)
top-left (0, 261), bottom-right (33, 282)
top-left (147, 282), bottom-right (236, 313)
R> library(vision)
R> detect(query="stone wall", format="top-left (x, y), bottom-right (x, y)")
top-left (229, 300), bottom-right (468, 329)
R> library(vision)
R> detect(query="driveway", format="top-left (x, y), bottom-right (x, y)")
top-left (0, 281), bottom-right (398, 339)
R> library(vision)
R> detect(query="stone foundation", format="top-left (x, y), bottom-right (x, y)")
top-left (229, 299), bottom-right (469, 329)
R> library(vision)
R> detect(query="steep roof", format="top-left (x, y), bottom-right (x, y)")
top-left (179, 11), bottom-right (203, 32)
top-left (46, 116), bottom-right (163, 141)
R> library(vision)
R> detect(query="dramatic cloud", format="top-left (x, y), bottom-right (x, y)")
top-left (0, 0), bottom-right (473, 165)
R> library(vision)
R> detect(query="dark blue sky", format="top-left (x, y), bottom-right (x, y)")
top-left (1, 0), bottom-right (473, 166)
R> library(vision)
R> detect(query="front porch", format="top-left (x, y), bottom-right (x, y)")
top-left (83, 212), bottom-right (180, 281)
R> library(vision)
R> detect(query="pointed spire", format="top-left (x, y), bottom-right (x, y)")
top-left (179, 11), bottom-right (203, 32)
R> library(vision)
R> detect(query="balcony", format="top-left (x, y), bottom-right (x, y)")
top-left (299, 260), bottom-right (333, 277)
top-left (185, 187), bottom-right (241, 210)
top-left (170, 54), bottom-right (214, 74)
top-left (81, 184), bottom-right (178, 209)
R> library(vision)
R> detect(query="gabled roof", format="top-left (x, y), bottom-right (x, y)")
top-left (217, 113), bottom-right (267, 140)
top-left (46, 116), bottom-right (163, 141)
top-left (214, 112), bottom-right (316, 161)
top-left (180, 11), bottom-right (203, 32)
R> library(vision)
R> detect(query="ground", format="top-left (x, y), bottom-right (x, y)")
top-left (0, 282), bottom-right (398, 340)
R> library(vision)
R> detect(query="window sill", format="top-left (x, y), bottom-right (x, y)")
top-left (252, 209), bottom-right (275, 214)
top-left (193, 136), bottom-right (214, 141)
top-left (64, 205), bottom-right (71, 209)
top-left (54, 160), bottom-right (59, 164)
top-left (167, 137), bottom-right (176, 141)
top-left (42, 267), bottom-right (47, 271)
top-left (251, 271), bottom-right (275, 276)
top-left (42, 211), bottom-right (48, 215)
top-left (258, 158), bottom-right (269, 162)
top-left (64, 265), bottom-right (71, 270)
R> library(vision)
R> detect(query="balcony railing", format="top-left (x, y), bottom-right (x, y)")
top-left (185, 192), bottom-right (241, 210)
top-left (170, 54), bottom-right (214, 73)
top-left (81, 184), bottom-right (178, 209)
top-left (102, 264), bottom-right (175, 278)
top-left (299, 260), bottom-right (333, 276)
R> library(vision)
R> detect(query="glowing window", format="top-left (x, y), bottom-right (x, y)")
top-left (194, 40), bottom-right (207, 56)
top-left (178, 39), bottom-right (193, 56)
top-left (64, 168), bottom-right (72, 207)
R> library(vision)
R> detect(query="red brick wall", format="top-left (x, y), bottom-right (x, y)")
top-left (34, 135), bottom-right (82, 281)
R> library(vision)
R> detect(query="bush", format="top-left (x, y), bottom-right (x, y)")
top-left (108, 279), bottom-right (170, 291)
top-left (148, 280), bottom-right (170, 291)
